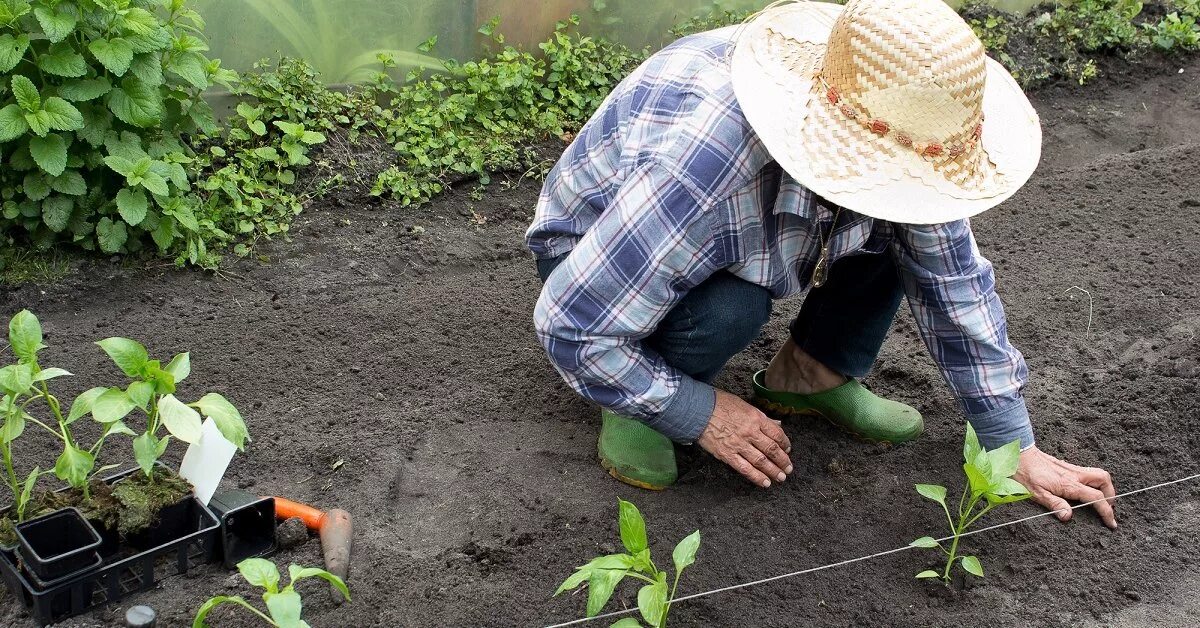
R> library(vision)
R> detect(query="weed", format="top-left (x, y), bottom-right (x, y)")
top-left (556, 499), bottom-right (700, 628)
top-left (193, 558), bottom-right (350, 627)
top-left (910, 425), bottom-right (1030, 582)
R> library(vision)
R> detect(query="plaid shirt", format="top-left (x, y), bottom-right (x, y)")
top-left (527, 30), bottom-right (1033, 450)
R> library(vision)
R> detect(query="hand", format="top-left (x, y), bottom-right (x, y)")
top-left (697, 389), bottom-right (793, 488)
top-left (1013, 445), bottom-right (1117, 529)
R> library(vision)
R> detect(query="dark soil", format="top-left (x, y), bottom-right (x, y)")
top-left (1, 55), bottom-right (1199, 628)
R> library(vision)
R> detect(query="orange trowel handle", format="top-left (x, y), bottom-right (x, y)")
top-left (272, 496), bottom-right (327, 530)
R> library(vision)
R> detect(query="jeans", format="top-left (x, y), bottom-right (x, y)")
top-left (536, 251), bottom-right (903, 383)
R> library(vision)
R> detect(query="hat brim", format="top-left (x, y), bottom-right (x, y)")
top-left (730, 1), bottom-right (1042, 225)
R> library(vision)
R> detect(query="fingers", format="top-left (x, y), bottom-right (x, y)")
top-left (1034, 489), bottom-right (1074, 523)
top-left (1064, 481), bottom-right (1118, 529)
top-left (737, 437), bottom-right (789, 485)
top-left (757, 416), bottom-right (792, 454)
top-left (749, 430), bottom-right (793, 476)
top-left (728, 453), bottom-right (774, 488)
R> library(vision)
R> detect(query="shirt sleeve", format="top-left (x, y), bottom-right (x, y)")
top-left (533, 162), bottom-right (725, 443)
top-left (890, 220), bottom-right (1035, 450)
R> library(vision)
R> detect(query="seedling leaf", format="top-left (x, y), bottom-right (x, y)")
top-left (54, 444), bottom-right (94, 487)
top-left (192, 392), bottom-right (248, 449)
top-left (986, 440), bottom-right (1021, 481)
top-left (9, 310), bottom-right (44, 360)
top-left (165, 352), bottom-right (191, 383)
top-left (95, 337), bottom-right (149, 377)
top-left (915, 484), bottom-right (947, 506)
top-left (68, 387), bottom-right (107, 423)
top-left (126, 380), bottom-right (155, 409)
top-left (32, 367), bottom-right (72, 382)
top-left (555, 568), bottom-right (591, 595)
top-left (158, 393), bottom-right (202, 443)
top-left (637, 580), bottom-right (667, 626)
top-left (192, 596), bottom-right (257, 628)
top-left (238, 558), bottom-right (281, 593)
top-left (610, 619), bottom-right (642, 628)
top-left (618, 499), bottom-right (648, 554)
top-left (586, 569), bottom-right (626, 617)
top-left (91, 388), bottom-right (136, 423)
top-left (672, 529), bottom-right (701, 573)
top-left (584, 554), bottom-right (636, 570)
top-left (961, 556), bottom-right (984, 577)
top-left (916, 570), bottom-right (940, 579)
top-left (909, 537), bottom-right (941, 549)
top-left (264, 589), bottom-right (302, 625)
top-left (288, 566), bottom-right (350, 602)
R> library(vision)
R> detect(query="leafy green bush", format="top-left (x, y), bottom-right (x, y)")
top-left (1145, 11), bottom-right (1200, 50)
top-left (0, 0), bottom-right (234, 263)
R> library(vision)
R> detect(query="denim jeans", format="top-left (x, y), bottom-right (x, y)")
top-left (536, 250), bottom-right (903, 383)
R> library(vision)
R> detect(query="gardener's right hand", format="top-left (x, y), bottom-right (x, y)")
top-left (698, 389), bottom-right (793, 488)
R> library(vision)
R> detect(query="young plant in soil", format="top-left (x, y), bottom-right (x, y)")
top-left (910, 425), bottom-right (1031, 582)
top-left (193, 558), bottom-right (350, 627)
top-left (555, 499), bottom-right (700, 628)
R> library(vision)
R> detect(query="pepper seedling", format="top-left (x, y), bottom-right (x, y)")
top-left (193, 558), bottom-right (350, 627)
top-left (555, 499), bottom-right (700, 628)
top-left (910, 424), bottom-right (1031, 582)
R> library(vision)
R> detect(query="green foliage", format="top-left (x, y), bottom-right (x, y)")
top-left (193, 558), bottom-right (350, 627)
top-left (556, 499), bottom-right (700, 627)
top-left (668, 6), bottom-right (753, 39)
top-left (0, 0), bottom-right (236, 265)
top-left (1144, 11), bottom-right (1200, 51)
top-left (910, 425), bottom-right (1030, 583)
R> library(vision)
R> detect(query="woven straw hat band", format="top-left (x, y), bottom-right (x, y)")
top-left (819, 0), bottom-right (987, 157)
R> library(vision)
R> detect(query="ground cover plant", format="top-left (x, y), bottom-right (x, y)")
top-left (909, 426), bottom-right (1031, 582)
top-left (192, 557), bottom-right (350, 628)
top-left (556, 499), bottom-right (700, 628)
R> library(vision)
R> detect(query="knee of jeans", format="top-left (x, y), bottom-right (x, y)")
top-left (698, 287), bottom-right (771, 351)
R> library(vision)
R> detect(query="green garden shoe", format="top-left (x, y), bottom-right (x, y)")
top-left (598, 409), bottom-right (678, 490)
top-left (751, 370), bottom-right (924, 444)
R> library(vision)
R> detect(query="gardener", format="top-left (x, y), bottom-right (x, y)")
top-left (527, 0), bottom-right (1117, 528)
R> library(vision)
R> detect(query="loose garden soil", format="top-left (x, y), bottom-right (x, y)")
top-left (2, 55), bottom-right (1199, 627)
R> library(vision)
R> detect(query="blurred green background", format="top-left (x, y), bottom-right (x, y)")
top-left (192, 0), bottom-right (1044, 83)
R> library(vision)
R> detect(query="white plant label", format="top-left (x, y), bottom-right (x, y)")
top-left (179, 417), bottom-right (237, 506)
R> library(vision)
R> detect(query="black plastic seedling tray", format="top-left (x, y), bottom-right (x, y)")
top-left (0, 468), bottom-right (221, 626)
top-left (14, 507), bottom-right (103, 587)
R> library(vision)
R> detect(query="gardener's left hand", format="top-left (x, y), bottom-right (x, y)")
top-left (1013, 445), bottom-right (1117, 529)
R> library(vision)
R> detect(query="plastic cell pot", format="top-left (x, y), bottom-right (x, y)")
top-left (14, 507), bottom-right (103, 586)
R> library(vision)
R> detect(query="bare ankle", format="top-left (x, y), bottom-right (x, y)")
top-left (764, 339), bottom-right (847, 394)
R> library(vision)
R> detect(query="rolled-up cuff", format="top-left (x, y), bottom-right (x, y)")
top-left (965, 397), bottom-right (1035, 451)
top-left (644, 376), bottom-right (716, 444)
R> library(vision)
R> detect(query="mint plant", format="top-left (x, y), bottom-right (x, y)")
top-left (193, 558), bottom-right (350, 628)
top-left (1, 310), bottom-right (129, 506)
top-left (555, 499), bottom-right (700, 628)
top-left (910, 425), bottom-right (1031, 582)
top-left (86, 335), bottom-right (249, 479)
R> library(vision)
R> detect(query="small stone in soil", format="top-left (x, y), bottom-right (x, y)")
top-left (277, 516), bottom-right (310, 549)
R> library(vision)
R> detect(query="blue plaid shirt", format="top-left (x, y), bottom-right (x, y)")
top-left (527, 30), bottom-right (1033, 450)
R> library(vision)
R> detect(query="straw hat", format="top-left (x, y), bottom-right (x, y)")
top-left (730, 0), bottom-right (1041, 224)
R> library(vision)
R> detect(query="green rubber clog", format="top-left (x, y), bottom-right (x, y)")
top-left (598, 409), bottom-right (678, 490)
top-left (751, 370), bottom-right (924, 444)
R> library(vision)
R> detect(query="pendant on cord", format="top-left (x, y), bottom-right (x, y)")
top-left (811, 246), bottom-right (830, 288)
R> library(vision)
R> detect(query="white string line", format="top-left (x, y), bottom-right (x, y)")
top-left (544, 472), bottom-right (1200, 628)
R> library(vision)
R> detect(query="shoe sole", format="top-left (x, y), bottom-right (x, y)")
top-left (753, 396), bottom-right (895, 447)
top-left (599, 457), bottom-right (670, 491)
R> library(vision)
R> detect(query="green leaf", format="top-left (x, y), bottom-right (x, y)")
top-left (139, 170), bottom-right (169, 196)
top-left (0, 33), bottom-right (30, 73)
top-left (300, 130), bottom-right (325, 145)
top-left (191, 392), bottom-right (249, 449)
top-left (25, 108), bottom-right (51, 136)
top-left (9, 309), bottom-right (43, 360)
top-left (158, 394), bottom-right (202, 444)
top-left (961, 555), bottom-right (984, 578)
top-left (12, 75), bottom-right (39, 112)
top-left (96, 337), bottom-right (148, 376)
top-left (58, 77), bottom-right (111, 101)
top-left (50, 170), bottom-right (86, 195)
top-left (586, 568), bottom-right (626, 617)
top-left (637, 581), bottom-right (667, 627)
top-left (42, 196), bottom-right (74, 232)
top-left (95, 216), bottom-right (127, 253)
top-left (104, 154), bottom-right (135, 177)
top-left (18, 466), bottom-right (39, 512)
top-left (1, 409), bottom-right (25, 444)
top-left (164, 352), bottom-right (190, 383)
top-left (672, 530), bottom-right (701, 573)
top-left (910, 536), bottom-right (941, 549)
top-left (916, 570), bottom-right (941, 579)
top-left (991, 477), bottom-right (1030, 496)
top-left (264, 589), bottom-right (302, 626)
top-left (238, 558), bottom-right (281, 592)
top-left (192, 596), bottom-right (257, 628)
top-left (964, 461), bottom-right (992, 498)
top-left (584, 554), bottom-right (637, 570)
top-left (30, 132), bottom-right (69, 176)
top-left (288, 565), bottom-right (351, 602)
top-left (24, 172), bottom-right (50, 200)
top-left (32, 367), bottom-right (71, 382)
top-left (129, 53), bottom-right (163, 85)
top-left (34, 4), bottom-right (77, 43)
top-left (103, 420), bottom-right (136, 438)
top-left (116, 187), bottom-right (148, 225)
top-left (125, 380), bottom-right (155, 409)
top-left (132, 431), bottom-right (162, 476)
top-left (0, 103), bottom-right (29, 141)
top-left (963, 423), bottom-right (983, 465)
top-left (610, 619), bottom-right (642, 628)
top-left (0, 364), bottom-right (33, 395)
top-left (89, 37), bottom-right (134, 76)
top-left (91, 387), bottom-right (135, 423)
top-left (38, 43), bottom-right (87, 77)
top-left (915, 484), bottom-right (948, 506)
top-left (41, 97), bottom-right (84, 131)
top-left (618, 499), bottom-right (648, 555)
top-left (107, 78), bottom-right (163, 127)
top-left (67, 386), bottom-right (107, 423)
top-left (986, 440), bottom-right (1022, 481)
top-left (54, 444), bottom-right (94, 487)
top-left (555, 567), bottom-right (591, 596)
top-left (166, 51), bottom-right (208, 90)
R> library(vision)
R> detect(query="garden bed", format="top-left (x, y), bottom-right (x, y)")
top-left (1, 53), bottom-right (1199, 628)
